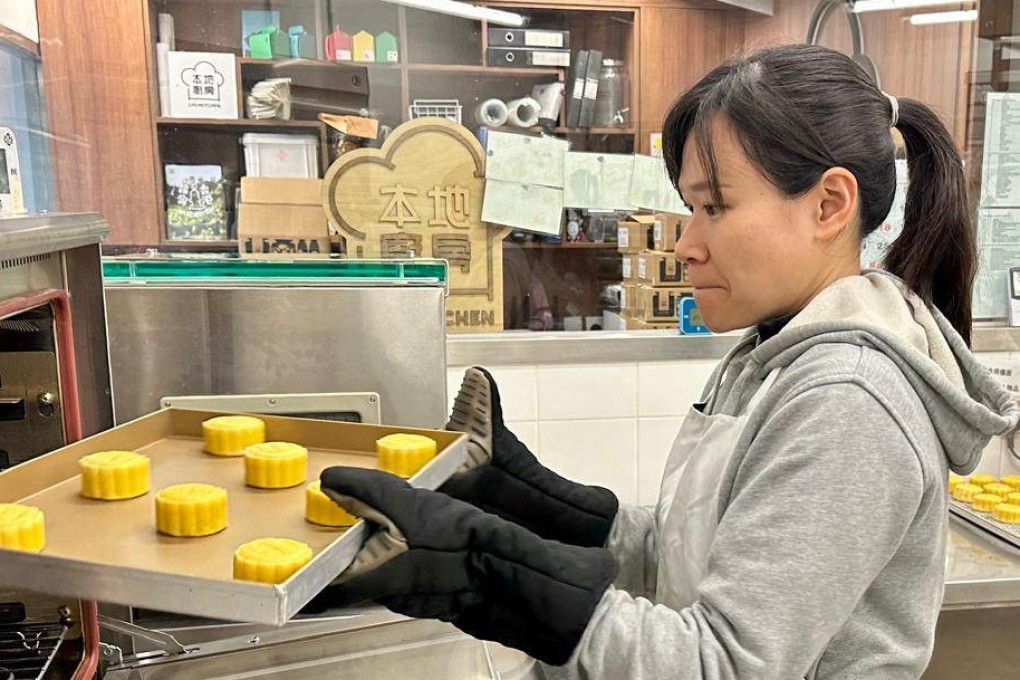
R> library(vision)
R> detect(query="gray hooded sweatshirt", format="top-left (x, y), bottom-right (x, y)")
top-left (557, 271), bottom-right (1020, 679)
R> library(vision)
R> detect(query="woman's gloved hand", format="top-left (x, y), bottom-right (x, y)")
top-left (441, 366), bottom-right (619, 548)
top-left (312, 466), bottom-right (617, 666)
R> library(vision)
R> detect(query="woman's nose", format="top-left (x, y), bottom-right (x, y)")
top-left (675, 216), bottom-right (706, 264)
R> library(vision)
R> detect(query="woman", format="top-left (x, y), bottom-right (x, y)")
top-left (315, 44), bottom-right (1020, 678)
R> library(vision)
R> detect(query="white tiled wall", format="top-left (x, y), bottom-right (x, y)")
top-left (637, 362), bottom-right (717, 417)
top-left (447, 361), bottom-right (711, 505)
top-left (539, 419), bottom-right (638, 502)
top-left (446, 351), bottom-right (1020, 506)
top-left (537, 364), bottom-right (638, 420)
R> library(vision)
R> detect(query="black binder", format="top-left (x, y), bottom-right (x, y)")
top-left (579, 49), bottom-right (603, 128)
top-left (565, 49), bottom-right (588, 129)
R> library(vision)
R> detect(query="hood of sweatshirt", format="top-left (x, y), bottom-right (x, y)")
top-left (741, 270), bottom-right (1019, 475)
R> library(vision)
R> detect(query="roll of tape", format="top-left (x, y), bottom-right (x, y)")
top-left (475, 98), bottom-right (510, 127)
top-left (507, 97), bottom-right (541, 128)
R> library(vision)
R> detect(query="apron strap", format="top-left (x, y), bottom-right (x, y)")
top-left (744, 368), bottom-right (782, 414)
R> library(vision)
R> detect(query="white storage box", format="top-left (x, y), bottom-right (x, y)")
top-left (241, 133), bottom-right (319, 178)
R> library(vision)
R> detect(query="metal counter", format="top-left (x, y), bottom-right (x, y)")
top-left (447, 324), bottom-right (1020, 367)
top-left (102, 611), bottom-right (541, 680)
top-left (945, 516), bottom-right (1020, 608)
top-left (931, 519), bottom-right (1020, 677)
top-left (0, 212), bottom-right (108, 260)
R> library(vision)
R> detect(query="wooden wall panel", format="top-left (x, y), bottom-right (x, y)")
top-left (742, 0), bottom-right (973, 148)
top-left (36, 0), bottom-right (161, 245)
top-left (638, 8), bottom-right (744, 153)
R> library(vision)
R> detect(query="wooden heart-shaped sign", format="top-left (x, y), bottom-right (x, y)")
top-left (322, 118), bottom-right (509, 332)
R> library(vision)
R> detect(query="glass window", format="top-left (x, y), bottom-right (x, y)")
top-left (0, 11), bottom-right (53, 215)
top-left (19, 0), bottom-right (1014, 331)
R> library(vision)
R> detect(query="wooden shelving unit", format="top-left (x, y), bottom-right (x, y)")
top-left (156, 117), bottom-right (323, 129)
top-left (557, 127), bottom-right (636, 135)
top-left (242, 56), bottom-right (562, 78)
top-left (516, 241), bottom-right (617, 249)
top-left (148, 0), bottom-right (638, 283)
top-left (407, 63), bottom-right (562, 77)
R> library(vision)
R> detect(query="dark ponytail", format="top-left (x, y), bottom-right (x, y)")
top-left (885, 99), bottom-right (975, 345)
top-left (663, 44), bottom-right (976, 345)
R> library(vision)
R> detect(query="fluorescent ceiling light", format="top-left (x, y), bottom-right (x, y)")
top-left (374, 0), bottom-right (528, 27)
top-left (909, 9), bottom-right (979, 24)
top-left (852, 0), bottom-right (974, 13)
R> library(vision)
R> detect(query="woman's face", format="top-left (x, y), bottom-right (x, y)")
top-left (675, 117), bottom-right (860, 332)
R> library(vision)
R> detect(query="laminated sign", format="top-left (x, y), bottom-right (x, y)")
top-left (322, 118), bottom-right (510, 332)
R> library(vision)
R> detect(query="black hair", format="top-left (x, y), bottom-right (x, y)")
top-left (663, 44), bottom-right (975, 345)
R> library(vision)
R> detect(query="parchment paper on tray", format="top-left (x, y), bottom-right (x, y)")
top-left (0, 408), bottom-right (467, 625)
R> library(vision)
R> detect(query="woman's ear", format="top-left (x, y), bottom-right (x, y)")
top-left (813, 167), bottom-right (858, 243)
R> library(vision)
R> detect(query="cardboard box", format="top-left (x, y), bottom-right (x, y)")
top-left (241, 177), bottom-right (323, 205)
top-left (617, 212), bottom-right (657, 254)
top-left (238, 203), bottom-right (330, 259)
top-left (621, 254), bottom-right (637, 281)
top-left (633, 284), bottom-right (692, 322)
top-left (638, 250), bottom-right (689, 287)
top-left (239, 177), bottom-right (330, 259)
top-left (625, 315), bottom-right (677, 331)
top-left (652, 212), bottom-right (688, 252)
top-left (620, 282), bottom-right (639, 317)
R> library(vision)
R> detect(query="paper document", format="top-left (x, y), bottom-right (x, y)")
top-left (975, 208), bottom-right (1020, 319)
top-left (563, 152), bottom-right (636, 210)
top-left (629, 155), bottom-right (686, 214)
top-left (482, 180), bottom-right (563, 236)
top-left (981, 94), bottom-right (1020, 207)
top-left (485, 131), bottom-right (568, 188)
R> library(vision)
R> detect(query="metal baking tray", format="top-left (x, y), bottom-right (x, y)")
top-left (0, 408), bottom-right (467, 626)
top-left (949, 498), bottom-right (1020, 551)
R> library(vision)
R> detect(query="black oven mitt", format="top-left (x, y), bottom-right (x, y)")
top-left (441, 366), bottom-right (619, 548)
top-left (312, 466), bottom-right (617, 666)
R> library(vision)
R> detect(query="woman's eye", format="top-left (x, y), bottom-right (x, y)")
top-left (703, 204), bottom-right (720, 217)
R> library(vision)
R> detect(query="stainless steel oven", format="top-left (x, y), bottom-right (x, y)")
top-left (0, 212), bottom-right (113, 680)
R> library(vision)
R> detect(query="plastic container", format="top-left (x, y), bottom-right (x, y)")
top-left (241, 133), bottom-right (319, 178)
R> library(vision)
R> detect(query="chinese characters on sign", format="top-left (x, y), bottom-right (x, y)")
top-left (379, 184), bottom-right (474, 268)
top-left (182, 62), bottom-right (225, 102)
top-left (428, 186), bottom-right (471, 229)
top-left (322, 119), bottom-right (510, 332)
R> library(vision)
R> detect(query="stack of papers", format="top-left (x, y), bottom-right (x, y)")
top-left (975, 93), bottom-right (1020, 319)
top-left (482, 132), bottom-right (569, 236)
top-left (481, 130), bottom-right (688, 236)
top-left (246, 78), bottom-right (292, 120)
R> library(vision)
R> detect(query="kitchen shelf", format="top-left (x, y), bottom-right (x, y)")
top-left (164, 0), bottom-right (312, 4)
top-left (150, 240), bottom-right (612, 251)
top-left (162, 239), bottom-right (239, 247)
top-left (157, 117), bottom-right (323, 129)
top-left (485, 126), bottom-right (637, 136)
top-left (408, 63), bottom-right (562, 77)
top-left (556, 127), bottom-right (636, 135)
top-left (239, 56), bottom-right (371, 69)
top-left (240, 57), bottom-right (560, 78)
top-left (514, 242), bottom-right (617, 249)
top-left (146, 0), bottom-right (639, 266)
